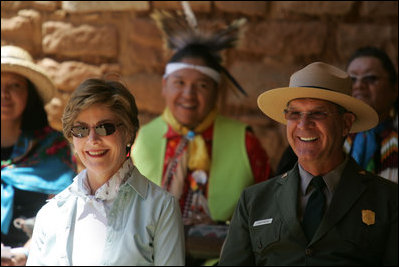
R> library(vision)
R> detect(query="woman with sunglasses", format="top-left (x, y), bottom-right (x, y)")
top-left (2, 45), bottom-right (76, 266)
top-left (26, 78), bottom-right (185, 266)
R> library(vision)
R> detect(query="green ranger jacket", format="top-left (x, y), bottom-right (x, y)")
top-left (219, 157), bottom-right (398, 266)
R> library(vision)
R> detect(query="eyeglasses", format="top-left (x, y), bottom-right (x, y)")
top-left (350, 75), bottom-right (381, 85)
top-left (71, 123), bottom-right (123, 138)
top-left (284, 110), bottom-right (335, 121)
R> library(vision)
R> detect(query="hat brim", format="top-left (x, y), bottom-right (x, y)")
top-left (1, 58), bottom-right (55, 104)
top-left (257, 86), bottom-right (379, 133)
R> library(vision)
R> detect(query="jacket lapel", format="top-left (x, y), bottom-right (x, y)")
top-left (310, 158), bottom-right (368, 244)
top-left (276, 164), bottom-right (308, 243)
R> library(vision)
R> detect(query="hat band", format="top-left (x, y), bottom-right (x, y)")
top-left (163, 62), bottom-right (221, 83)
top-left (298, 85), bottom-right (332, 91)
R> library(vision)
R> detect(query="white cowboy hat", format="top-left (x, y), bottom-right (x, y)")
top-left (257, 61), bottom-right (378, 133)
top-left (1, 45), bottom-right (55, 104)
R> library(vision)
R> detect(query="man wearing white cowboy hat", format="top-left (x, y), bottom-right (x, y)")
top-left (219, 62), bottom-right (398, 266)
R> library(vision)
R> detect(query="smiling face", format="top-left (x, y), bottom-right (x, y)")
top-left (1, 72), bottom-right (29, 123)
top-left (286, 98), bottom-right (354, 174)
top-left (162, 57), bottom-right (218, 129)
top-left (72, 103), bottom-right (129, 189)
top-left (347, 56), bottom-right (398, 122)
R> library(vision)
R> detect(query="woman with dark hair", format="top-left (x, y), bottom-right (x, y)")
top-left (345, 46), bottom-right (398, 183)
top-left (20, 79), bottom-right (49, 132)
top-left (1, 45), bottom-right (76, 265)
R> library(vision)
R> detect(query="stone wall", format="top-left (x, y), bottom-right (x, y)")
top-left (2, 1), bottom-right (398, 172)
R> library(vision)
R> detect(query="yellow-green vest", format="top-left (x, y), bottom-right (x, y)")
top-left (132, 115), bottom-right (254, 221)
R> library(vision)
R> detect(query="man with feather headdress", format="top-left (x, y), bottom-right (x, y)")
top-left (131, 3), bottom-right (271, 249)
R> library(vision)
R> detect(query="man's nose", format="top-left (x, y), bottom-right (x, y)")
top-left (182, 83), bottom-right (195, 95)
top-left (351, 77), bottom-right (368, 89)
top-left (297, 114), bottom-right (314, 128)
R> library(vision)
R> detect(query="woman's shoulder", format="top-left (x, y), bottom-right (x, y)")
top-left (26, 126), bottom-right (69, 152)
top-left (27, 126), bottom-right (75, 170)
top-left (41, 182), bottom-right (76, 209)
top-left (35, 188), bottom-right (71, 221)
top-left (32, 126), bottom-right (64, 140)
top-left (122, 166), bottom-right (178, 221)
top-left (128, 166), bottom-right (174, 201)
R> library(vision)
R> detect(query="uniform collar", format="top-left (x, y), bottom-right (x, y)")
top-left (298, 155), bottom-right (349, 196)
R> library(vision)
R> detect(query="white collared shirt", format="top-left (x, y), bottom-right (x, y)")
top-left (27, 159), bottom-right (185, 266)
top-left (71, 160), bottom-right (131, 265)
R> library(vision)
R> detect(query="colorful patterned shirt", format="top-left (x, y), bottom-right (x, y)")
top-left (162, 123), bottom-right (271, 214)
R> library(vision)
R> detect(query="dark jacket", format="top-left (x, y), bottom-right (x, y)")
top-left (219, 157), bottom-right (398, 266)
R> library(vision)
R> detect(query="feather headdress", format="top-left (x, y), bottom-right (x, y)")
top-left (152, 2), bottom-right (248, 96)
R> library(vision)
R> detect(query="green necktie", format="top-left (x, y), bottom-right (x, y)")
top-left (302, 176), bottom-right (326, 241)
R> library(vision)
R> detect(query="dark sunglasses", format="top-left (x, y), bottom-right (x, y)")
top-left (71, 123), bottom-right (123, 138)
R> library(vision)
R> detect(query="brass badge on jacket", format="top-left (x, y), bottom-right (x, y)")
top-left (362, 210), bottom-right (375, 225)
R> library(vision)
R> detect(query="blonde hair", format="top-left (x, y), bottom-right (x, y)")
top-left (62, 78), bottom-right (139, 145)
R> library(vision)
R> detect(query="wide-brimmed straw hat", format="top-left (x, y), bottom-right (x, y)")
top-left (1, 45), bottom-right (55, 104)
top-left (257, 61), bottom-right (378, 133)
